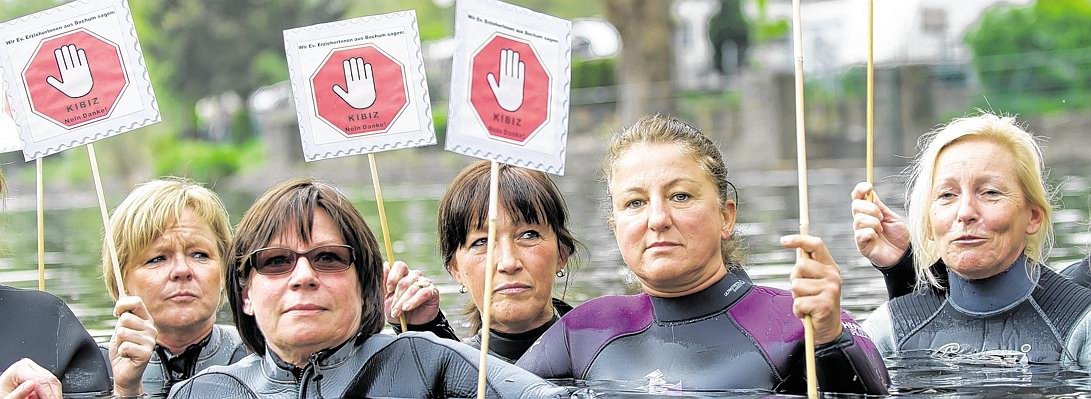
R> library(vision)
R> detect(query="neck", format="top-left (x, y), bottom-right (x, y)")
top-left (642, 262), bottom-right (728, 298)
top-left (947, 254), bottom-right (1037, 316)
top-left (158, 321), bottom-right (215, 355)
top-left (491, 305), bottom-right (555, 334)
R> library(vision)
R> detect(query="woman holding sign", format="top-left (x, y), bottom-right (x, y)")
top-left (516, 115), bottom-right (889, 394)
top-left (852, 113), bottom-right (1091, 366)
top-left (101, 178), bottom-right (246, 397)
top-left (168, 177), bottom-right (562, 398)
top-left (386, 160), bottom-right (579, 363)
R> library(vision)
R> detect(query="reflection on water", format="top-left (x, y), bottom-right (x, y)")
top-left (0, 163), bottom-right (1088, 397)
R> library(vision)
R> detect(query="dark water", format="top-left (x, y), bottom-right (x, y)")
top-left (0, 162), bottom-right (1088, 397)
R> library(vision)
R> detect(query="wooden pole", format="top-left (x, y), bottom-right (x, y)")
top-left (367, 153), bottom-right (408, 332)
top-left (36, 158), bottom-right (44, 291)
top-left (866, 0), bottom-right (875, 201)
top-left (791, 0), bottom-right (818, 397)
top-left (476, 161), bottom-right (500, 399)
top-left (88, 144), bottom-right (126, 297)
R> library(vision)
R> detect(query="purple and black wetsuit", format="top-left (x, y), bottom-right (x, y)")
top-left (515, 270), bottom-right (890, 395)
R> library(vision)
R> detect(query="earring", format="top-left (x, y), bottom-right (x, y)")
top-left (556, 269), bottom-right (566, 278)
top-left (459, 285), bottom-right (468, 294)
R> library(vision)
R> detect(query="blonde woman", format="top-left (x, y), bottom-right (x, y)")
top-left (858, 113), bottom-right (1091, 366)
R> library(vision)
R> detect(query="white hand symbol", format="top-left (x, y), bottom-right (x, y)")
top-left (487, 49), bottom-right (525, 112)
top-left (333, 57), bottom-right (377, 109)
top-left (46, 44), bottom-right (93, 98)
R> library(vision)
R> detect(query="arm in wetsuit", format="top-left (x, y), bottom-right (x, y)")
top-left (0, 287), bottom-right (112, 395)
top-left (778, 313), bottom-right (891, 395)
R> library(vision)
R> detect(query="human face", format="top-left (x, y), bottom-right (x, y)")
top-left (126, 209), bottom-right (222, 337)
top-left (609, 143), bottom-right (735, 297)
top-left (450, 210), bottom-right (566, 334)
top-left (242, 209), bottom-right (363, 365)
top-left (930, 139), bottom-right (1043, 280)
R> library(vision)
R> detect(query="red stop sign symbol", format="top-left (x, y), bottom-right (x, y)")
top-left (311, 44), bottom-right (408, 136)
top-left (22, 28), bottom-right (128, 129)
top-left (470, 34), bottom-right (551, 145)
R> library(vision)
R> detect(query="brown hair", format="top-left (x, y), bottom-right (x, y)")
top-left (226, 177), bottom-right (385, 355)
top-left (601, 114), bottom-right (744, 268)
top-left (438, 161), bottom-right (579, 332)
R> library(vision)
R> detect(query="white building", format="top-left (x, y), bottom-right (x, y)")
top-left (751, 0), bottom-right (1034, 74)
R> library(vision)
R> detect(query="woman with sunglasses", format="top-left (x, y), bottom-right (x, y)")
top-left (168, 177), bottom-right (562, 398)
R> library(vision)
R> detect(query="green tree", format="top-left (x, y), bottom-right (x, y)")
top-left (965, 0), bottom-right (1091, 114)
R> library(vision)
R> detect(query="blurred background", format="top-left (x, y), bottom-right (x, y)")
top-left (0, 0), bottom-right (1088, 341)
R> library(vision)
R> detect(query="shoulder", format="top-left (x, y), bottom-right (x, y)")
top-left (1060, 257), bottom-right (1091, 289)
top-left (1033, 267), bottom-right (1091, 335)
top-left (169, 361), bottom-right (259, 398)
top-left (0, 285), bottom-right (67, 312)
top-left (559, 293), bottom-right (653, 333)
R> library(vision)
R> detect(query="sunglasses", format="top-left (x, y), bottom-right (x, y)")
top-left (247, 245), bottom-right (355, 275)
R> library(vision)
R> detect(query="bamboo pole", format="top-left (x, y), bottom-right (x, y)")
top-left (476, 161), bottom-right (500, 399)
top-left (36, 158), bottom-right (44, 291)
top-left (367, 153), bottom-right (408, 332)
top-left (791, 0), bottom-right (818, 397)
top-left (88, 144), bottom-right (125, 297)
top-left (866, 0), bottom-right (875, 201)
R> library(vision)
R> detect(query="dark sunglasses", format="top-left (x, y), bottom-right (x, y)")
top-left (247, 245), bottom-right (355, 275)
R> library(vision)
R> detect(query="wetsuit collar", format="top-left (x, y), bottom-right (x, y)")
top-left (947, 254), bottom-right (1038, 317)
top-left (262, 329), bottom-right (367, 382)
top-left (649, 270), bottom-right (752, 324)
top-left (487, 314), bottom-right (558, 362)
top-left (153, 327), bottom-right (214, 384)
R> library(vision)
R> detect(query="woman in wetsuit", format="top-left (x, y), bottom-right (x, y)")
top-left (167, 177), bottom-right (562, 399)
top-left (515, 115), bottom-right (889, 395)
top-left (856, 113), bottom-right (1091, 366)
top-left (851, 183), bottom-right (1089, 299)
top-left (102, 178), bottom-right (247, 397)
top-left (387, 160), bottom-right (579, 363)
top-left (0, 170), bottom-right (112, 398)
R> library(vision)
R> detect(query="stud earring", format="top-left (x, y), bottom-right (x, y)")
top-left (459, 285), bottom-right (468, 294)
top-left (556, 269), bottom-right (566, 278)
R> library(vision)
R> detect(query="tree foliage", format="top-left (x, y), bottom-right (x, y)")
top-left (965, 0), bottom-right (1091, 113)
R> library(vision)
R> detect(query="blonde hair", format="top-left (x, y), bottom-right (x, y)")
top-left (102, 177), bottom-right (232, 299)
top-left (906, 113), bottom-right (1053, 289)
top-left (601, 114), bottom-right (744, 268)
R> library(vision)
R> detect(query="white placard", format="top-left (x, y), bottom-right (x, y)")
top-left (446, 0), bottom-right (572, 175)
top-left (0, 0), bottom-right (159, 161)
top-left (284, 10), bottom-right (435, 162)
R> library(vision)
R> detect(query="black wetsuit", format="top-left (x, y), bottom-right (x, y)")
top-left (396, 298), bottom-right (573, 363)
top-left (167, 331), bottom-right (564, 399)
top-left (100, 324), bottom-right (248, 397)
top-left (0, 285), bottom-right (111, 396)
top-left (466, 298), bottom-right (572, 363)
top-left (1061, 256), bottom-right (1091, 289)
top-left (515, 271), bottom-right (890, 395)
top-left (864, 256), bottom-right (1091, 366)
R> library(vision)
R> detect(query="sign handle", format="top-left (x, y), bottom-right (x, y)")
top-left (37, 158), bottom-right (45, 291)
top-left (88, 144), bottom-right (126, 297)
top-left (476, 161), bottom-right (500, 399)
top-left (367, 154), bottom-right (407, 332)
top-left (791, 0), bottom-right (818, 397)
top-left (866, 0), bottom-right (875, 202)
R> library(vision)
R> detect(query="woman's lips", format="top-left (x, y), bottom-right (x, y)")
top-left (494, 283), bottom-right (531, 295)
top-left (285, 304), bottom-right (327, 314)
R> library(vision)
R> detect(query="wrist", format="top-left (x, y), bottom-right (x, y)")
top-left (113, 382), bottom-right (144, 398)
